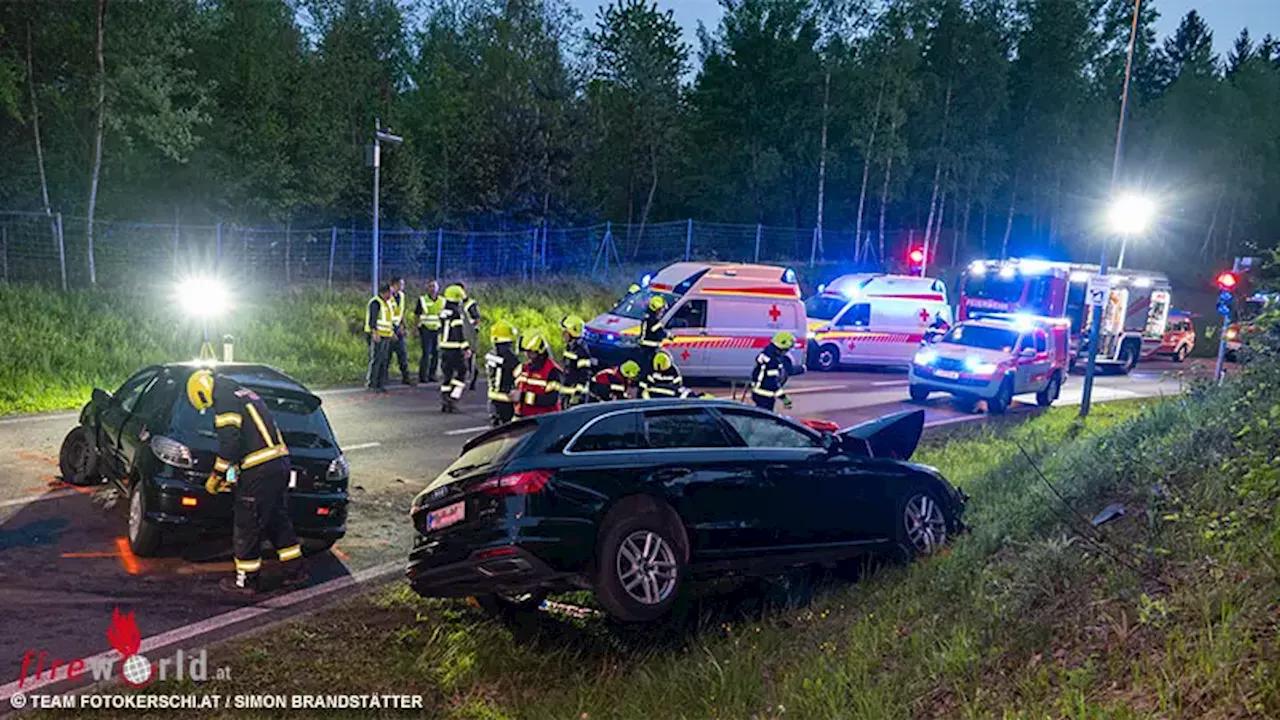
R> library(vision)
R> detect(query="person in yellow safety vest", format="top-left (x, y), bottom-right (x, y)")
top-left (640, 351), bottom-right (686, 399)
top-left (560, 315), bottom-right (594, 407)
top-left (750, 331), bottom-right (796, 412)
top-left (364, 283), bottom-right (395, 392)
top-left (638, 295), bottom-right (668, 367)
top-left (439, 285), bottom-right (471, 413)
top-left (458, 282), bottom-right (483, 390)
top-left (485, 321), bottom-right (521, 426)
top-left (414, 280), bottom-right (444, 383)
top-left (189, 370), bottom-right (305, 596)
top-left (387, 278), bottom-right (412, 385)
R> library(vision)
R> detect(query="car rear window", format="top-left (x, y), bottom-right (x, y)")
top-left (445, 423), bottom-right (536, 478)
top-left (172, 387), bottom-right (337, 450)
top-left (569, 413), bottom-right (643, 452)
top-left (643, 409), bottom-right (733, 449)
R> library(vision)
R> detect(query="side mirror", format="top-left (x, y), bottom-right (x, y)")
top-left (92, 388), bottom-right (113, 406)
top-left (1020, 347), bottom-right (1037, 358)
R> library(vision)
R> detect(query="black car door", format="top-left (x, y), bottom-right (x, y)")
top-left (119, 369), bottom-right (181, 471)
top-left (97, 367), bottom-right (160, 472)
top-left (637, 407), bottom-right (777, 560)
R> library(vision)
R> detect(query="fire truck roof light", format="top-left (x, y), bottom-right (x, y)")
top-left (1019, 260), bottom-right (1051, 275)
top-left (969, 261), bottom-right (986, 276)
top-left (999, 266), bottom-right (1017, 279)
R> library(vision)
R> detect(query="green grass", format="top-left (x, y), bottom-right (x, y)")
top-left (0, 281), bottom-right (615, 415)
top-left (88, 362), bottom-right (1280, 719)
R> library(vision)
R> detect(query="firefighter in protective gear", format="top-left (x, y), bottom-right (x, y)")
top-left (414, 280), bottom-right (444, 383)
top-left (388, 278), bottom-right (412, 385)
top-left (364, 284), bottom-right (395, 391)
top-left (628, 283), bottom-right (641, 294)
top-left (589, 360), bottom-right (641, 402)
top-left (638, 295), bottom-right (668, 365)
top-left (514, 334), bottom-right (562, 418)
top-left (923, 313), bottom-right (950, 346)
top-left (560, 315), bottom-right (594, 407)
top-left (750, 331), bottom-right (795, 411)
top-left (485, 321), bottom-right (520, 426)
top-left (640, 351), bottom-right (685, 399)
top-left (438, 285), bottom-right (471, 413)
top-left (459, 282), bottom-right (482, 390)
top-left (189, 370), bottom-right (304, 595)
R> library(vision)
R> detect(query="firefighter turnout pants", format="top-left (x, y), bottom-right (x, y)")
top-left (440, 349), bottom-right (468, 407)
top-left (232, 458), bottom-right (302, 580)
top-left (489, 400), bottom-right (515, 427)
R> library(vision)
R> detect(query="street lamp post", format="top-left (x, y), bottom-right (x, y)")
top-left (371, 118), bottom-right (403, 295)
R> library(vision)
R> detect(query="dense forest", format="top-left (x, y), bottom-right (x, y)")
top-left (0, 0), bottom-right (1277, 269)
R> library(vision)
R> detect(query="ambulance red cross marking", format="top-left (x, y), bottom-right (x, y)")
top-left (768, 304), bottom-right (781, 322)
top-left (680, 349), bottom-right (691, 361)
top-left (918, 307), bottom-right (930, 323)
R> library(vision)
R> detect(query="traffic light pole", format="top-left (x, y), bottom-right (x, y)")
top-left (1079, 246), bottom-right (1109, 419)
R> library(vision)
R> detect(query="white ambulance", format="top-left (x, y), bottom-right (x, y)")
top-left (805, 274), bottom-right (953, 371)
top-left (583, 262), bottom-right (808, 379)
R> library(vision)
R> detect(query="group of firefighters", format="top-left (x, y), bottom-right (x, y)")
top-left (365, 281), bottom-right (801, 426)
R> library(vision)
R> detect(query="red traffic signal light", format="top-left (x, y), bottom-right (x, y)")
top-left (1216, 272), bottom-right (1238, 291)
top-left (908, 248), bottom-right (925, 264)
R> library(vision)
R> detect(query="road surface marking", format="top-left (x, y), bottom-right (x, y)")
top-left (332, 546), bottom-right (351, 562)
top-left (343, 442), bottom-right (382, 452)
top-left (0, 411), bottom-right (78, 426)
top-left (444, 425), bottom-right (490, 436)
top-left (871, 380), bottom-right (909, 387)
top-left (786, 384), bottom-right (855, 396)
top-left (923, 415), bottom-right (986, 429)
top-left (0, 559), bottom-right (403, 701)
top-left (60, 551), bottom-right (120, 559)
top-left (0, 489), bottom-right (80, 509)
top-left (115, 537), bottom-right (141, 575)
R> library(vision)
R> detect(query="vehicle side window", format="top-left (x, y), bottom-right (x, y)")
top-left (133, 371), bottom-right (179, 423)
top-left (114, 369), bottom-right (159, 414)
top-left (570, 413), bottom-right (644, 453)
top-left (643, 409), bottom-right (732, 449)
top-left (836, 302), bottom-right (871, 327)
top-left (669, 300), bottom-right (707, 329)
top-left (1034, 331), bottom-right (1047, 353)
top-left (719, 410), bottom-right (819, 449)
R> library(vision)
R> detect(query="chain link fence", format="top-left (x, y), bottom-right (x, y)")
top-left (1, 211), bottom-right (913, 290)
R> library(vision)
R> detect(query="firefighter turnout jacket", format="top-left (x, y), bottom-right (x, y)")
top-left (439, 300), bottom-right (470, 351)
top-left (641, 366), bottom-right (685, 399)
top-left (589, 367), bottom-right (632, 402)
top-left (212, 380), bottom-right (290, 484)
top-left (514, 357), bottom-right (563, 417)
top-left (365, 295), bottom-right (395, 339)
top-left (561, 337), bottom-right (593, 403)
top-left (416, 293), bottom-right (444, 332)
top-left (639, 308), bottom-right (667, 351)
top-left (486, 344), bottom-right (520, 404)
top-left (750, 344), bottom-right (792, 407)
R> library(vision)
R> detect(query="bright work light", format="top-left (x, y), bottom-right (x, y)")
top-left (177, 276), bottom-right (230, 319)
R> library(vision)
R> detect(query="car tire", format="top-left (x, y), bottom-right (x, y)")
top-left (892, 488), bottom-right (951, 560)
top-left (58, 426), bottom-right (101, 486)
top-left (594, 511), bottom-right (685, 623)
top-left (475, 590), bottom-right (548, 620)
top-left (909, 385), bottom-right (930, 403)
top-left (1174, 345), bottom-right (1188, 363)
top-left (810, 344), bottom-right (840, 372)
top-left (302, 538), bottom-right (336, 556)
top-left (127, 480), bottom-right (162, 557)
top-left (988, 378), bottom-right (1013, 415)
top-left (1035, 374), bottom-right (1060, 408)
top-left (1119, 343), bottom-right (1139, 373)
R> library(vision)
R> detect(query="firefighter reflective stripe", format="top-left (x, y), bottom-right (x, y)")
top-left (418, 295), bottom-right (444, 330)
top-left (610, 383), bottom-right (626, 393)
top-left (521, 377), bottom-right (557, 389)
top-left (576, 358), bottom-right (592, 369)
top-left (214, 457), bottom-right (231, 473)
top-left (277, 544), bottom-right (303, 562)
top-left (215, 412), bottom-right (241, 428)
top-left (440, 317), bottom-right (470, 349)
top-left (752, 387), bottom-right (784, 397)
top-left (245, 404), bottom-right (274, 448)
top-left (235, 558), bottom-right (262, 573)
top-left (765, 369), bottom-right (781, 376)
top-left (489, 390), bottom-right (513, 402)
top-left (242, 444), bottom-right (289, 470)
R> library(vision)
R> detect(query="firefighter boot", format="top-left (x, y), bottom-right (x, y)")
top-left (219, 569), bottom-right (259, 597)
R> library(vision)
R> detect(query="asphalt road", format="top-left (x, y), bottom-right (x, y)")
top-left (0, 358), bottom-right (1214, 695)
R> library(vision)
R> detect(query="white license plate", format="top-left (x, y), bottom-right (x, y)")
top-left (426, 501), bottom-right (466, 532)
top-left (935, 370), bottom-right (960, 380)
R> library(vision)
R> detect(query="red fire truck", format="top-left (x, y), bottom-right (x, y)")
top-left (958, 259), bottom-right (1173, 374)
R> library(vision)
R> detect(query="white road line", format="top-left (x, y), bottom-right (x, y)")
top-left (0, 560), bottom-right (404, 701)
top-left (0, 411), bottom-right (78, 426)
top-left (444, 425), bottom-right (491, 436)
top-left (0, 489), bottom-right (81, 509)
top-left (786, 384), bottom-right (855, 396)
top-left (343, 442), bottom-right (382, 452)
top-left (923, 414), bottom-right (986, 429)
top-left (871, 380), bottom-right (909, 387)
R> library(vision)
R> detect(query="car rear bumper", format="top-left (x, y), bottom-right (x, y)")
top-left (407, 544), bottom-right (567, 598)
top-left (149, 477), bottom-right (348, 539)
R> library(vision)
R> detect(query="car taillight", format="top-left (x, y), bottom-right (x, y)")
top-left (474, 469), bottom-right (552, 497)
top-left (326, 454), bottom-right (350, 484)
top-left (151, 436), bottom-right (196, 469)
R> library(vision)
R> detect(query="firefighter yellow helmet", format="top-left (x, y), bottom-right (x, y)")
top-left (444, 284), bottom-right (465, 303)
top-left (561, 315), bottom-right (585, 338)
top-left (186, 369), bottom-right (215, 411)
top-left (653, 351), bottom-right (673, 371)
top-left (771, 331), bottom-right (797, 351)
top-left (628, 283), bottom-right (641, 294)
top-left (648, 296), bottom-right (666, 313)
top-left (620, 360), bottom-right (641, 379)
top-left (520, 333), bottom-right (548, 354)
top-left (490, 321), bottom-right (516, 344)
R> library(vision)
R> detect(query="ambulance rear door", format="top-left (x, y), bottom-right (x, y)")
top-left (701, 296), bottom-right (799, 378)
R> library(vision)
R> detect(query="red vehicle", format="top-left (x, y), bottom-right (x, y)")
top-left (1147, 310), bottom-right (1195, 362)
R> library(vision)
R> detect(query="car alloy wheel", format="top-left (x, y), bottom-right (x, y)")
top-left (902, 493), bottom-right (947, 555)
top-left (816, 345), bottom-right (838, 372)
top-left (1175, 345), bottom-right (1188, 363)
top-left (616, 530), bottom-right (679, 606)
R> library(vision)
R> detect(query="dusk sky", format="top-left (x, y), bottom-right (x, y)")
top-left (570, 0), bottom-right (1280, 59)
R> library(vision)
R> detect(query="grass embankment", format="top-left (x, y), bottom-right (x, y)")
top-left (102, 364), bottom-right (1280, 718)
top-left (0, 282), bottom-right (614, 415)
